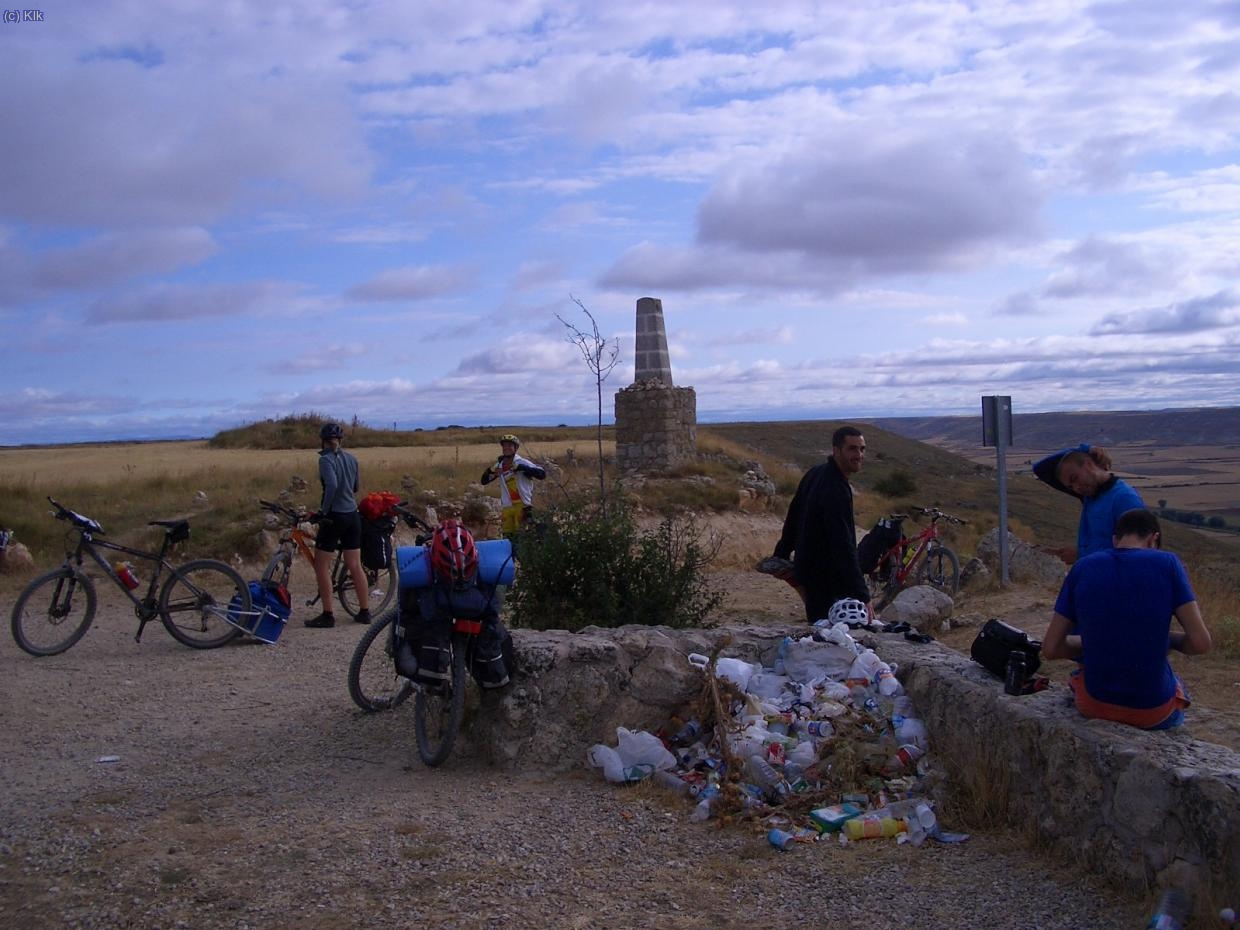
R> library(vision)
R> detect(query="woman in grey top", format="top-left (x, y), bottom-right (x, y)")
top-left (306, 422), bottom-right (370, 628)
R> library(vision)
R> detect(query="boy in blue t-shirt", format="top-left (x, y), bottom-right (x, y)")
top-left (1042, 509), bottom-right (1211, 729)
top-left (1032, 443), bottom-right (1144, 560)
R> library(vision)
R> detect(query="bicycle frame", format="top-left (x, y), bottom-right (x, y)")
top-left (883, 522), bottom-right (942, 589)
top-left (67, 532), bottom-right (177, 634)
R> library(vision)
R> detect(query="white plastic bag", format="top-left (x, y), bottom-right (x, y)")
top-left (781, 637), bottom-right (858, 683)
top-left (746, 670), bottom-right (791, 699)
top-left (687, 652), bottom-right (756, 692)
top-left (616, 727), bottom-right (676, 772)
top-left (586, 743), bottom-right (627, 783)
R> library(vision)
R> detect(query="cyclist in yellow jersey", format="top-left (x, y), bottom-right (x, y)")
top-left (480, 434), bottom-right (546, 538)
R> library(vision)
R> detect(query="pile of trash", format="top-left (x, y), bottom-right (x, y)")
top-left (586, 622), bottom-right (969, 850)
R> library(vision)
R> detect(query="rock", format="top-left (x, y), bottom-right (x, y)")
top-left (288, 475), bottom-right (309, 493)
top-left (1, 540), bottom-right (34, 574)
top-left (400, 474), bottom-right (417, 492)
top-left (960, 557), bottom-right (990, 589)
top-left (976, 528), bottom-right (1067, 586)
top-left (879, 585), bottom-right (954, 632)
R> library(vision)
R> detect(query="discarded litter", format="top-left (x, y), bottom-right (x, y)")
top-left (95, 755), bottom-right (120, 764)
top-left (586, 624), bottom-right (970, 851)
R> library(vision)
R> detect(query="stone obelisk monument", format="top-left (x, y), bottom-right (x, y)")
top-left (615, 297), bottom-right (697, 472)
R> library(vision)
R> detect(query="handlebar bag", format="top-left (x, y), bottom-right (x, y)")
top-left (970, 618), bottom-right (1042, 679)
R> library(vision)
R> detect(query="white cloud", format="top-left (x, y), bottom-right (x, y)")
top-left (1091, 290), bottom-right (1240, 335)
top-left (345, 265), bottom-right (471, 302)
top-left (85, 281), bottom-right (306, 324)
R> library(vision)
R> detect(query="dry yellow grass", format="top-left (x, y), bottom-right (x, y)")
top-left (0, 439), bottom-right (614, 488)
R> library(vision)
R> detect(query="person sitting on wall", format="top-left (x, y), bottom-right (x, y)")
top-left (1041, 508), bottom-right (1211, 730)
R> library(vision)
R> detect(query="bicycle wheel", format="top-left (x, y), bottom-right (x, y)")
top-left (869, 557), bottom-right (901, 610)
top-left (11, 567), bottom-right (97, 656)
top-left (921, 544), bottom-right (961, 596)
top-left (159, 559), bottom-right (248, 649)
top-left (261, 547), bottom-right (293, 589)
top-left (337, 561), bottom-right (397, 619)
top-left (347, 607), bottom-right (414, 712)
top-left (414, 634), bottom-right (468, 767)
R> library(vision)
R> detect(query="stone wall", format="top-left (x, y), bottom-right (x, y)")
top-left (871, 632), bottom-right (1240, 905)
top-left (614, 380), bottom-right (697, 472)
top-left (454, 624), bottom-right (1239, 907)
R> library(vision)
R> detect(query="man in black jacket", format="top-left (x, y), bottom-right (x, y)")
top-left (773, 426), bottom-right (873, 623)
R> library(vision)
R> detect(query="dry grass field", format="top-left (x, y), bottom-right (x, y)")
top-left (0, 438), bottom-right (613, 488)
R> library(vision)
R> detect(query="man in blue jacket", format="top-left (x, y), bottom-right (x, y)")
top-left (1033, 444), bottom-right (1144, 560)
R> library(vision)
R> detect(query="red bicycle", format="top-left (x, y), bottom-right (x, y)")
top-left (866, 507), bottom-right (965, 608)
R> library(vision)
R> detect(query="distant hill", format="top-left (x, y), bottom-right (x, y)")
top-left (863, 406), bottom-right (1240, 450)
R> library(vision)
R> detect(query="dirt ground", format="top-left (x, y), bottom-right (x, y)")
top-left (1, 510), bottom-right (1230, 928)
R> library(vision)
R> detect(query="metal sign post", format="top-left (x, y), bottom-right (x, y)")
top-left (982, 395), bottom-right (1013, 585)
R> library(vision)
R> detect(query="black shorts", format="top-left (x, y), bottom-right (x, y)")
top-left (316, 510), bottom-right (362, 552)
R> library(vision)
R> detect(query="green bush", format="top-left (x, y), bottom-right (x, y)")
top-left (508, 499), bottom-right (723, 632)
top-left (873, 469), bottom-right (918, 498)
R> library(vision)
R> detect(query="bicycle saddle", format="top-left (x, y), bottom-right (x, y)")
top-left (149, 519), bottom-right (191, 542)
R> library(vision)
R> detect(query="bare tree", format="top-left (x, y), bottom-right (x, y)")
top-left (557, 296), bottom-right (620, 507)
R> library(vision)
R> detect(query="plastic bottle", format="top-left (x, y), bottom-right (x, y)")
top-left (797, 719), bottom-right (835, 739)
top-left (671, 719), bottom-right (703, 746)
top-left (649, 769), bottom-right (692, 796)
top-left (689, 797), bottom-right (714, 822)
top-left (883, 744), bottom-right (926, 776)
top-left (1004, 649), bottom-right (1028, 695)
top-left (746, 754), bottom-right (790, 800)
top-left (1146, 889), bottom-right (1190, 930)
top-left (895, 716), bottom-right (928, 749)
top-left (843, 815), bottom-right (907, 840)
top-left (113, 561), bottom-right (139, 590)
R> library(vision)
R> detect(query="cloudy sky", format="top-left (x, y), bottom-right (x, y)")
top-left (3, 1), bottom-right (1239, 444)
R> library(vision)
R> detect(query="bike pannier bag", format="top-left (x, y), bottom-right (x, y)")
top-left (857, 517), bottom-right (903, 575)
top-left (970, 618), bottom-right (1041, 679)
top-left (471, 619), bottom-right (515, 689)
top-left (226, 580), bottom-right (291, 644)
top-left (361, 515), bottom-right (398, 570)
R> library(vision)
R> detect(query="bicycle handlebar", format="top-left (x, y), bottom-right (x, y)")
top-left (259, 497), bottom-right (433, 534)
top-left (46, 496), bottom-right (105, 534)
top-left (914, 506), bottom-right (968, 525)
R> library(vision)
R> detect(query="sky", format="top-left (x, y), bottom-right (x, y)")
top-left (2, 1), bottom-right (1239, 445)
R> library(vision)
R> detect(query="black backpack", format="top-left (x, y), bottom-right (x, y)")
top-left (970, 618), bottom-right (1042, 679)
top-left (360, 515), bottom-right (398, 570)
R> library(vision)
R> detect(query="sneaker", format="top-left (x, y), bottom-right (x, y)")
top-left (353, 608), bottom-right (372, 625)
top-left (304, 612), bottom-right (335, 628)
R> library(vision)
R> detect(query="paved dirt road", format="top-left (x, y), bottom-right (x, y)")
top-left (1, 585), bottom-right (1149, 929)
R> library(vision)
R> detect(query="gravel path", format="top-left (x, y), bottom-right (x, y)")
top-left (1, 586), bottom-right (1150, 929)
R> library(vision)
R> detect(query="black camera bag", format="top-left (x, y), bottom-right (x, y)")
top-left (970, 618), bottom-right (1042, 679)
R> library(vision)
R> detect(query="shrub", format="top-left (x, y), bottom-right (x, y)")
top-left (873, 469), bottom-right (918, 498)
top-left (509, 498), bottom-right (723, 632)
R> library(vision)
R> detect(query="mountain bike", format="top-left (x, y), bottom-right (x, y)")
top-left (867, 507), bottom-right (966, 609)
top-left (347, 512), bottom-right (436, 714)
top-left (10, 497), bottom-right (250, 656)
top-left (258, 500), bottom-right (404, 620)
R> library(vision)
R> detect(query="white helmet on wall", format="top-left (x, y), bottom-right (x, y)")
top-left (827, 598), bottom-right (869, 625)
